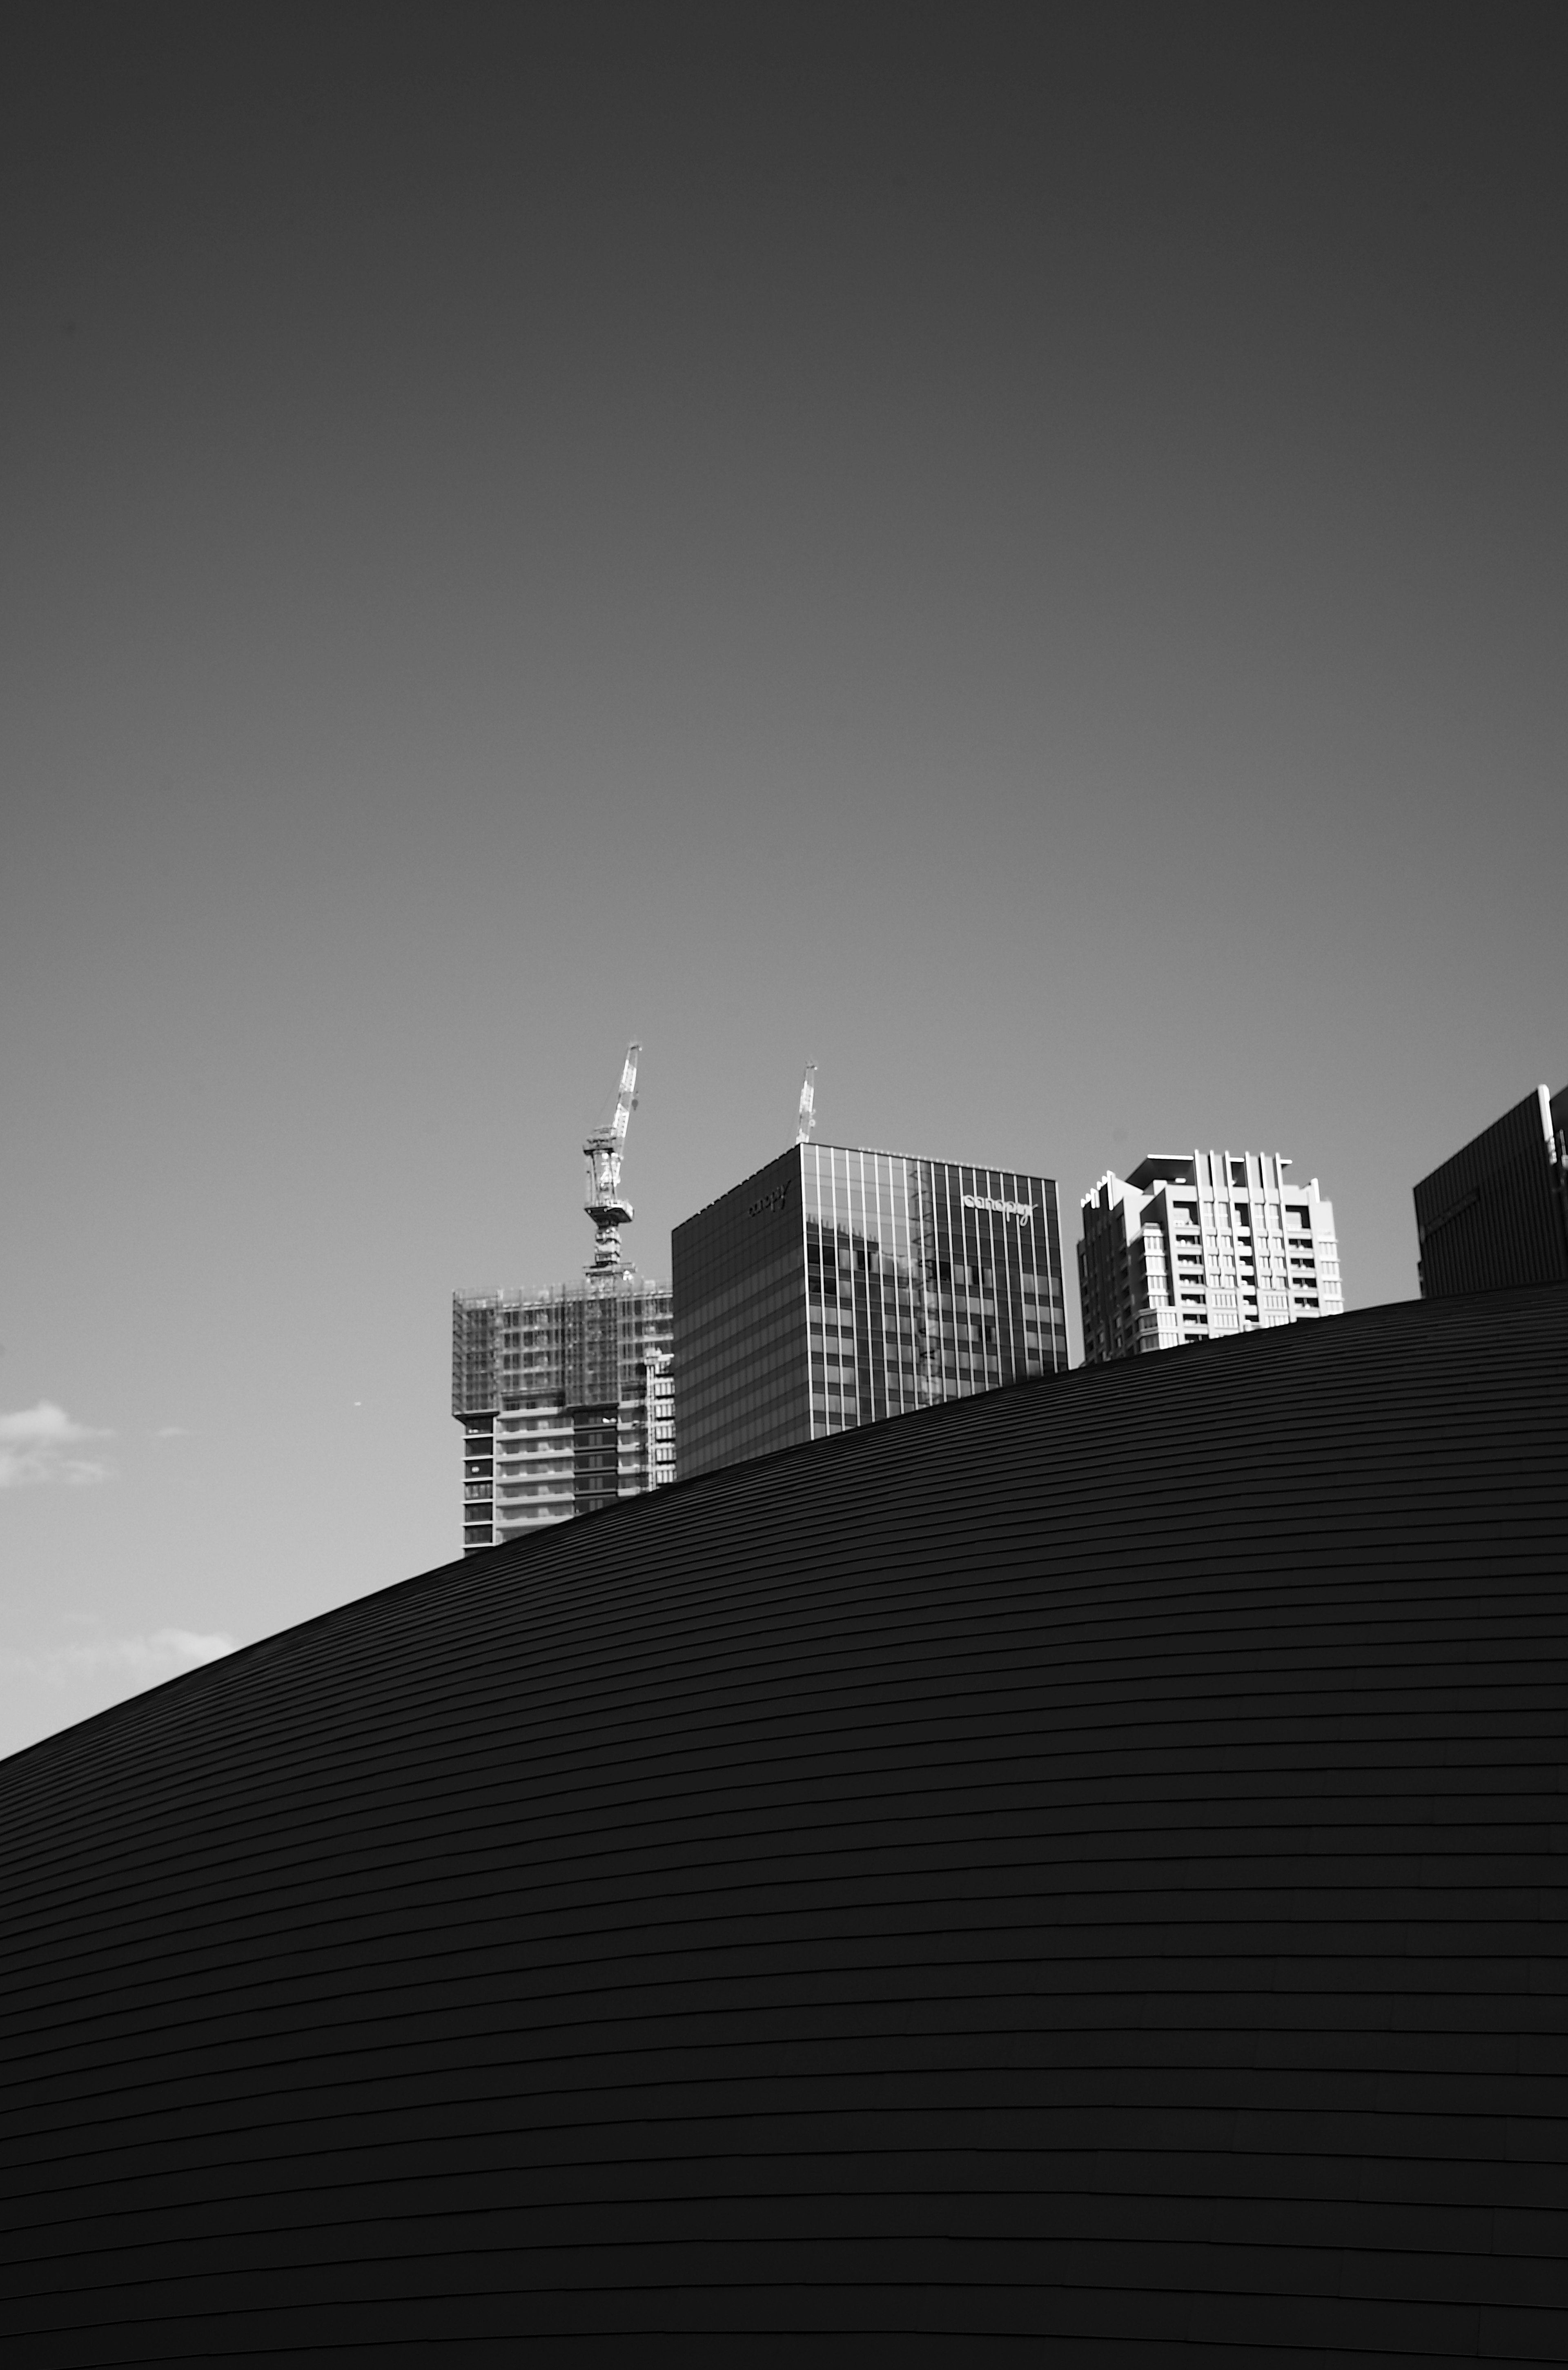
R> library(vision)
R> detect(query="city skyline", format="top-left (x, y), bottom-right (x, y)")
top-left (3, 4), bottom-right (1564, 1758)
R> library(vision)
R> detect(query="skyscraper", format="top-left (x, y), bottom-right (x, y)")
top-left (452, 1045), bottom-right (675, 1551)
top-left (673, 1141), bottom-right (1067, 1481)
top-left (1078, 1149), bottom-right (1342, 1364)
top-left (1414, 1082), bottom-right (1568, 1296)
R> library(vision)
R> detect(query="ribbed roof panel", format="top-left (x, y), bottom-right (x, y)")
top-left (2, 1287), bottom-right (1566, 2361)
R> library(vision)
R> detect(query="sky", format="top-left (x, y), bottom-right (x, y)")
top-left (2, 0), bottom-right (1564, 1761)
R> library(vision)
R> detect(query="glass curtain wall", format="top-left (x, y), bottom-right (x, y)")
top-left (802, 1147), bottom-right (1065, 1437)
top-left (673, 1145), bottom-right (1067, 1481)
top-left (671, 1147), bottom-right (812, 1479)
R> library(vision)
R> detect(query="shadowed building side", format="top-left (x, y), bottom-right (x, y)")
top-left (1415, 1080), bottom-right (1568, 1296)
top-left (2, 1285), bottom-right (1566, 2360)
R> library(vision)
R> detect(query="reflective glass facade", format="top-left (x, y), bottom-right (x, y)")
top-left (673, 1144), bottom-right (1066, 1480)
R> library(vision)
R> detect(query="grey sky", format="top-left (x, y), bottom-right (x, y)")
top-left (2, 1), bottom-right (1563, 1758)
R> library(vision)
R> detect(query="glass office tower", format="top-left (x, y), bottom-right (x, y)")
top-left (673, 1143), bottom-right (1067, 1481)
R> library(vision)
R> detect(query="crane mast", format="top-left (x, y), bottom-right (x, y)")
top-left (584, 1042), bottom-right (641, 1273)
top-left (796, 1062), bottom-right (818, 1146)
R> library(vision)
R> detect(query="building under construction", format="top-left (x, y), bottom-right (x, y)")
top-left (453, 1047), bottom-right (675, 1552)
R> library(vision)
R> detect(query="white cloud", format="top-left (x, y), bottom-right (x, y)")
top-left (0, 1402), bottom-right (113, 1489)
top-left (0, 1628), bottom-right (236, 1688)
top-left (153, 1425), bottom-right (191, 1439)
top-left (0, 1402), bottom-right (98, 1443)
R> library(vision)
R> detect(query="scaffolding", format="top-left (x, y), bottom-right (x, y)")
top-left (452, 1274), bottom-right (673, 1419)
top-left (453, 1274), bottom-right (675, 1550)
top-left (453, 1045), bottom-right (675, 1550)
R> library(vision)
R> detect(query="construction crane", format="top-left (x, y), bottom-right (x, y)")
top-left (796, 1062), bottom-right (818, 1146)
top-left (584, 1042), bottom-right (640, 1273)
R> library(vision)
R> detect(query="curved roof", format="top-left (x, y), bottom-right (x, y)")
top-left (4, 1286), bottom-right (1566, 2360)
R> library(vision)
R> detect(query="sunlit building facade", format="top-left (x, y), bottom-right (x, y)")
top-left (673, 1143), bottom-right (1067, 1480)
top-left (1078, 1149), bottom-right (1342, 1364)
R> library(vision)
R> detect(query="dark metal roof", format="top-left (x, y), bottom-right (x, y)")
top-left (4, 1285), bottom-right (1566, 2359)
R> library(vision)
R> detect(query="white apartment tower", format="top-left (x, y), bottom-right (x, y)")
top-left (1078, 1150), bottom-right (1342, 1364)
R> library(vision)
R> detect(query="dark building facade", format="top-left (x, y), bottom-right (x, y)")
top-left (673, 1140), bottom-right (1066, 1480)
top-left (1414, 1080), bottom-right (1568, 1296)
